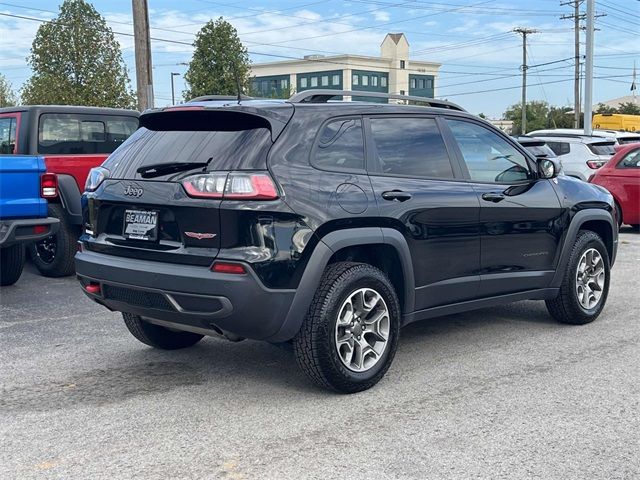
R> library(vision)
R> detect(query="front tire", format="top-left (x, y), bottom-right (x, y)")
top-left (293, 262), bottom-right (400, 393)
top-left (29, 204), bottom-right (78, 277)
top-left (546, 230), bottom-right (610, 325)
top-left (0, 244), bottom-right (25, 286)
top-left (123, 313), bottom-right (204, 350)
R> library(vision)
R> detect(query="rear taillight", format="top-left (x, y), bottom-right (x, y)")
top-left (85, 166), bottom-right (110, 192)
top-left (41, 173), bottom-right (58, 198)
top-left (182, 172), bottom-right (278, 200)
top-left (587, 160), bottom-right (606, 169)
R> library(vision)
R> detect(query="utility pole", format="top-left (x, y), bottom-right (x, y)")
top-left (514, 28), bottom-right (537, 134)
top-left (561, 1), bottom-right (584, 129)
top-left (132, 0), bottom-right (154, 111)
top-left (583, 0), bottom-right (595, 134)
top-left (170, 72), bottom-right (180, 105)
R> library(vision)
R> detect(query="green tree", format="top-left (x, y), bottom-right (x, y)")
top-left (503, 100), bottom-right (551, 134)
top-left (183, 18), bottom-right (251, 100)
top-left (0, 74), bottom-right (18, 107)
top-left (617, 102), bottom-right (640, 115)
top-left (21, 0), bottom-right (135, 108)
top-left (548, 105), bottom-right (574, 129)
top-left (595, 103), bottom-right (617, 114)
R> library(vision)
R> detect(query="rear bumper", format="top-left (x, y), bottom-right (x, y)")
top-left (0, 217), bottom-right (59, 248)
top-left (74, 250), bottom-right (295, 341)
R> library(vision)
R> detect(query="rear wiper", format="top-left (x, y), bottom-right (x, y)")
top-left (137, 159), bottom-right (212, 178)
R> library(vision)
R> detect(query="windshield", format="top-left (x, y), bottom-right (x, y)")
top-left (103, 127), bottom-right (273, 179)
top-left (587, 143), bottom-right (615, 155)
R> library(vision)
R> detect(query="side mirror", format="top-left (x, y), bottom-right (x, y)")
top-left (537, 158), bottom-right (559, 179)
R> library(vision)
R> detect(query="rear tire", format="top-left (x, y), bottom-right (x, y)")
top-left (29, 204), bottom-right (78, 277)
top-left (545, 231), bottom-right (610, 325)
top-left (0, 244), bottom-right (25, 286)
top-left (293, 262), bottom-right (400, 393)
top-left (123, 313), bottom-right (204, 350)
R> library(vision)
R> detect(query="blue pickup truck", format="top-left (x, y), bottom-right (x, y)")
top-left (0, 155), bottom-right (59, 286)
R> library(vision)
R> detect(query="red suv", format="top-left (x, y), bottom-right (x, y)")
top-left (0, 105), bottom-right (139, 276)
top-left (589, 143), bottom-right (640, 230)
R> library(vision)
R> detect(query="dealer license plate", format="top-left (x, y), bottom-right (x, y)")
top-left (123, 209), bottom-right (158, 241)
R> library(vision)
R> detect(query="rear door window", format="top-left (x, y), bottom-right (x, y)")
top-left (545, 141), bottom-right (570, 156)
top-left (368, 117), bottom-right (454, 178)
top-left (0, 116), bottom-right (17, 154)
top-left (38, 114), bottom-right (138, 154)
top-left (312, 118), bottom-right (365, 172)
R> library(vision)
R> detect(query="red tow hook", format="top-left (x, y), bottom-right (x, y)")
top-left (85, 283), bottom-right (101, 295)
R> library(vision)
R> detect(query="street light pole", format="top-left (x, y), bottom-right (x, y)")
top-left (583, 0), bottom-right (595, 134)
top-left (171, 72), bottom-right (180, 105)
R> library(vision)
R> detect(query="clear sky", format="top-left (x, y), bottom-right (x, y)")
top-left (1, 0), bottom-right (638, 117)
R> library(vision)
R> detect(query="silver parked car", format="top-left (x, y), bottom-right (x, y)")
top-left (529, 135), bottom-right (615, 181)
top-left (528, 128), bottom-right (640, 146)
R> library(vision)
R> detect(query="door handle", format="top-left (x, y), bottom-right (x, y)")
top-left (382, 190), bottom-right (412, 202)
top-left (481, 192), bottom-right (505, 203)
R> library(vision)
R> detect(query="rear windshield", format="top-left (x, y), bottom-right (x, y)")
top-left (587, 142), bottom-right (615, 155)
top-left (103, 127), bottom-right (272, 179)
top-left (524, 144), bottom-right (556, 158)
top-left (617, 137), bottom-right (640, 145)
top-left (38, 113), bottom-right (138, 155)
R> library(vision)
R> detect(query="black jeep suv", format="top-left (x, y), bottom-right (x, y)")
top-left (76, 90), bottom-right (618, 393)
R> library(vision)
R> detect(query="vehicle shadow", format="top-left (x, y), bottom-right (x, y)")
top-left (0, 302), bottom-right (566, 412)
top-left (619, 225), bottom-right (639, 234)
top-left (399, 300), bottom-right (557, 348)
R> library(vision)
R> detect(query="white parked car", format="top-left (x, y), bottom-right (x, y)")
top-left (528, 128), bottom-right (640, 145)
top-left (529, 135), bottom-right (615, 181)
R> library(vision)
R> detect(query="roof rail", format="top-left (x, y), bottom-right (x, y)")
top-left (187, 94), bottom-right (255, 103)
top-left (288, 89), bottom-right (466, 111)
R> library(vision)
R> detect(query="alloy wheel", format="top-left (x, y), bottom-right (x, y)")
top-left (334, 288), bottom-right (390, 372)
top-left (575, 248), bottom-right (605, 310)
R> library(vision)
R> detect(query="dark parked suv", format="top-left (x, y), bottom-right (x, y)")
top-left (76, 90), bottom-right (618, 393)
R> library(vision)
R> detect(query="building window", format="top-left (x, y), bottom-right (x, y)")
top-left (426, 79), bottom-right (433, 89)
top-left (352, 74), bottom-right (359, 86)
top-left (311, 77), bottom-right (318, 87)
top-left (418, 79), bottom-right (425, 89)
top-left (362, 75), bottom-right (369, 86)
top-left (300, 77), bottom-right (308, 88)
top-left (321, 75), bottom-right (329, 86)
top-left (400, 60), bottom-right (405, 69)
top-left (400, 90), bottom-right (405, 95)
top-left (381, 76), bottom-right (387, 87)
top-left (410, 78), bottom-right (416, 89)
top-left (371, 76), bottom-right (378, 87)
top-left (332, 74), bottom-right (340, 86)
top-left (281, 79), bottom-right (288, 89)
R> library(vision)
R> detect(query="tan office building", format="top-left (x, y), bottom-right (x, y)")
top-left (250, 33), bottom-right (441, 101)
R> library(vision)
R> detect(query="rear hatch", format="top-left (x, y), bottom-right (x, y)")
top-left (84, 106), bottom-right (293, 265)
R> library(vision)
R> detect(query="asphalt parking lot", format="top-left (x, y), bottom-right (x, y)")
top-left (1, 228), bottom-right (638, 480)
